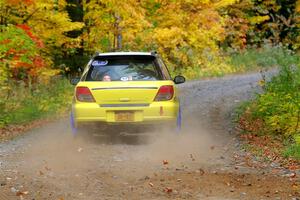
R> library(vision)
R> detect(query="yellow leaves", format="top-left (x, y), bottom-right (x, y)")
top-left (0, 66), bottom-right (9, 88)
top-left (24, 0), bottom-right (84, 51)
top-left (213, 0), bottom-right (238, 9)
top-left (295, 135), bottom-right (300, 145)
top-left (38, 68), bottom-right (61, 84)
top-left (296, 0), bottom-right (300, 13)
top-left (154, 28), bottom-right (186, 46)
top-left (255, 88), bottom-right (300, 137)
top-left (38, 99), bottom-right (50, 112)
top-left (82, 0), bottom-right (241, 77)
top-left (40, 69), bottom-right (60, 77)
top-left (268, 113), bottom-right (299, 136)
top-left (249, 16), bottom-right (270, 25)
top-left (258, 79), bottom-right (265, 87)
top-left (83, 0), bottom-right (149, 52)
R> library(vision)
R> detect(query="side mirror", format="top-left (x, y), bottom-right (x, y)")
top-left (174, 75), bottom-right (185, 84)
top-left (70, 77), bottom-right (80, 85)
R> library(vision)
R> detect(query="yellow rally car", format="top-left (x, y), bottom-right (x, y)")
top-left (70, 52), bottom-right (185, 133)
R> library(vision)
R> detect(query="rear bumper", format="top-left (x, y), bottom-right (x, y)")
top-left (73, 101), bottom-right (179, 125)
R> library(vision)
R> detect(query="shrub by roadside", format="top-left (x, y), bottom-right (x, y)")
top-left (228, 45), bottom-right (290, 71)
top-left (236, 47), bottom-right (300, 164)
top-left (177, 45), bottom-right (286, 80)
top-left (0, 77), bottom-right (73, 140)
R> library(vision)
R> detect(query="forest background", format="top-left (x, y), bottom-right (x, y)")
top-left (0, 0), bottom-right (299, 160)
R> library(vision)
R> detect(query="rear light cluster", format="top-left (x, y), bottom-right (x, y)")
top-left (76, 87), bottom-right (95, 102)
top-left (154, 85), bottom-right (174, 101)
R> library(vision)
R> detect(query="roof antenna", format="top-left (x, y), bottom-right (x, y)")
top-left (151, 50), bottom-right (157, 55)
top-left (92, 51), bottom-right (100, 58)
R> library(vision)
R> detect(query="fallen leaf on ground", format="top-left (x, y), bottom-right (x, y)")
top-left (163, 160), bottom-right (168, 165)
top-left (190, 154), bottom-right (195, 161)
top-left (45, 166), bottom-right (51, 171)
top-left (16, 191), bottom-right (29, 196)
top-left (289, 173), bottom-right (296, 178)
top-left (164, 187), bottom-right (173, 193)
top-left (11, 187), bottom-right (18, 193)
top-left (197, 168), bottom-right (205, 175)
top-left (292, 183), bottom-right (299, 191)
top-left (288, 165), bottom-right (299, 170)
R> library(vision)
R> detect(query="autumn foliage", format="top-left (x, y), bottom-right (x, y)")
top-left (1, 0), bottom-right (300, 82)
top-left (2, 24), bottom-right (46, 79)
top-left (0, 0), bottom-right (83, 86)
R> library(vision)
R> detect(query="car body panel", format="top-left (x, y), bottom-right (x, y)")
top-left (74, 101), bottom-right (179, 124)
top-left (77, 81), bottom-right (174, 104)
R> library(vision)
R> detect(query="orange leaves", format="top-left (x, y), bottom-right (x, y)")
top-left (24, 0), bottom-right (33, 5)
top-left (33, 56), bottom-right (45, 68)
top-left (0, 39), bottom-right (11, 45)
top-left (16, 24), bottom-right (44, 48)
top-left (14, 56), bottom-right (46, 77)
top-left (238, 132), bottom-right (300, 169)
top-left (16, 24), bottom-right (31, 31)
top-left (5, 0), bottom-right (33, 6)
top-left (1, 24), bottom-right (47, 82)
top-left (237, 104), bottom-right (266, 134)
top-left (239, 114), bottom-right (265, 133)
top-left (15, 62), bottom-right (32, 68)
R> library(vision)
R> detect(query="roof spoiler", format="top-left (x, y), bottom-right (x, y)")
top-left (92, 51), bottom-right (158, 57)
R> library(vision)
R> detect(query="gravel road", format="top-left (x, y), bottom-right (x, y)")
top-left (0, 71), bottom-right (299, 200)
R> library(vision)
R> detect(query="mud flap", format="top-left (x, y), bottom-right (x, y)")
top-left (70, 110), bottom-right (77, 136)
top-left (176, 103), bottom-right (182, 133)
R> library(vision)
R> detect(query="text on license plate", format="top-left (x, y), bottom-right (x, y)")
top-left (115, 111), bottom-right (134, 122)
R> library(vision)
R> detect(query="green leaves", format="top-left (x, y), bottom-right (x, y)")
top-left (0, 78), bottom-right (73, 127)
top-left (238, 47), bottom-right (300, 137)
top-left (0, 25), bottom-right (37, 86)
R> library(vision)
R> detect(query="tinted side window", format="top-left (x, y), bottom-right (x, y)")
top-left (85, 55), bottom-right (164, 81)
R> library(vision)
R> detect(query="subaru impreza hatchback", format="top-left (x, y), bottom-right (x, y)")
top-left (71, 52), bottom-right (185, 131)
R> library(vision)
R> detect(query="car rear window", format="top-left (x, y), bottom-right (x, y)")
top-left (85, 55), bottom-right (164, 81)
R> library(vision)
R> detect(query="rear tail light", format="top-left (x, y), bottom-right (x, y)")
top-left (76, 87), bottom-right (95, 102)
top-left (154, 85), bottom-right (174, 101)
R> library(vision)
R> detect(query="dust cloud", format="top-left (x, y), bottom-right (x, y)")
top-left (16, 112), bottom-right (227, 179)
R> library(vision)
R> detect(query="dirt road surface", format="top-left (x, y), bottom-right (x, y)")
top-left (1, 72), bottom-right (299, 200)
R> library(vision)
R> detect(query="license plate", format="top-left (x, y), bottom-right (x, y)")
top-left (115, 111), bottom-right (134, 122)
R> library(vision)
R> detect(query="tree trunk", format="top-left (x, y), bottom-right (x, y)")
top-left (114, 13), bottom-right (122, 50)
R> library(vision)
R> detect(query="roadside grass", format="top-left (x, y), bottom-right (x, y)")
top-left (284, 144), bottom-right (300, 160)
top-left (176, 44), bottom-right (282, 80)
top-left (176, 62), bottom-right (231, 80)
top-left (235, 46), bottom-right (300, 163)
top-left (228, 45), bottom-right (289, 71)
top-left (0, 77), bottom-right (73, 129)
